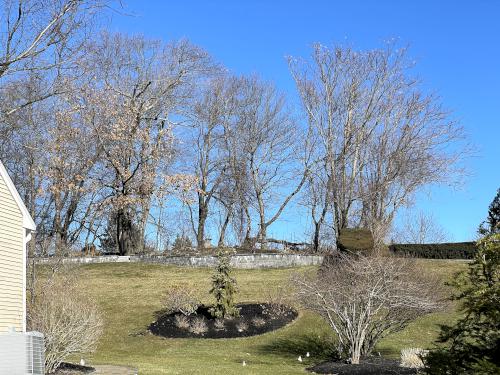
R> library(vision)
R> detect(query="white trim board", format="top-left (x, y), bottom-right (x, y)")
top-left (0, 160), bottom-right (36, 231)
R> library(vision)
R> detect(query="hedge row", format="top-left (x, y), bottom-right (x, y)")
top-left (388, 242), bottom-right (477, 259)
top-left (337, 228), bottom-right (374, 253)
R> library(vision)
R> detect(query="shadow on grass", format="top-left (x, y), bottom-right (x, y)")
top-left (258, 333), bottom-right (339, 361)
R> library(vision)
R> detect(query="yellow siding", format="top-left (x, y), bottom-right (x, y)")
top-left (0, 173), bottom-right (24, 333)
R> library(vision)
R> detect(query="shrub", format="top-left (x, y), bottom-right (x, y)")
top-left (162, 286), bottom-right (200, 316)
top-left (425, 233), bottom-right (500, 374)
top-left (400, 348), bottom-right (427, 368)
top-left (251, 317), bottom-right (266, 327)
top-left (189, 317), bottom-right (208, 335)
top-left (209, 249), bottom-right (239, 319)
top-left (294, 254), bottom-right (444, 365)
top-left (172, 233), bottom-right (193, 252)
top-left (336, 228), bottom-right (374, 254)
top-left (174, 315), bottom-right (190, 330)
top-left (27, 277), bottom-right (103, 374)
top-left (236, 320), bottom-right (248, 332)
top-left (389, 242), bottom-right (476, 259)
top-left (262, 286), bottom-right (292, 319)
top-left (213, 319), bottom-right (225, 330)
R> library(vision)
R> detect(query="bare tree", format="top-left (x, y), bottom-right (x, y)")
top-left (0, 72), bottom-right (103, 255)
top-left (290, 42), bottom-right (467, 249)
top-left (186, 75), bottom-right (238, 249)
top-left (293, 253), bottom-right (444, 364)
top-left (0, 0), bottom-right (112, 255)
top-left (392, 210), bottom-right (450, 244)
top-left (223, 76), bottom-right (310, 249)
top-left (82, 33), bottom-right (213, 255)
top-left (0, 0), bottom-right (109, 117)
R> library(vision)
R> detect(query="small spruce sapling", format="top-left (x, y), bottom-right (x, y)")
top-left (209, 249), bottom-right (239, 319)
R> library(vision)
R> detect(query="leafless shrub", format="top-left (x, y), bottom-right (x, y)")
top-left (213, 319), bottom-right (225, 330)
top-left (400, 347), bottom-right (428, 368)
top-left (251, 317), bottom-right (266, 327)
top-left (27, 276), bottom-right (103, 374)
top-left (174, 315), bottom-right (190, 330)
top-left (262, 286), bottom-right (293, 319)
top-left (189, 317), bottom-right (208, 335)
top-left (293, 253), bottom-right (444, 364)
top-left (162, 286), bottom-right (200, 316)
top-left (236, 320), bottom-right (249, 332)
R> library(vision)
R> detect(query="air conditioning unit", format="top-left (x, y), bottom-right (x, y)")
top-left (0, 330), bottom-right (45, 375)
top-left (26, 331), bottom-right (44, 375)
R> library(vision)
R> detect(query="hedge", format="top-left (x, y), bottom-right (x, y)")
top-left (388, 242), bottom-right (477, 259)
top-left (337, 228), bottom-right (374, 253)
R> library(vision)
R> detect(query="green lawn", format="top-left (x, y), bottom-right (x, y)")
top-left (55, 259), bottom-right (465, 374)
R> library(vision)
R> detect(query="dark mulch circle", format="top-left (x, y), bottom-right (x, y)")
top-left (149, 303), bottom-right (298, 339)
top-left (53, 362), bottom-right (95, 374)
top-left (307, 356), bottom-right (418, 375)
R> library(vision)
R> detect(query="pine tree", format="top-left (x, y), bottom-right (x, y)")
top-left (425, 233), bottom-right (500, 374)
top-left (479, 188), bottom-right (500, 235)
top-left (209, 249), bottom-right (239, 319)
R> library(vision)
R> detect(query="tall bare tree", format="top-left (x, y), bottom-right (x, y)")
top-left (290, 42), bottom-right (466, 249)
top-left (186, 75), bottom-right (238, 250)
top-left (82, 33), bottom-right (214, 255)
top-left (226, 77), bottom-right (309, 249)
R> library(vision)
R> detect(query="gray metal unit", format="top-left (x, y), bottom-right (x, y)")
top-left (26, 331), bottom-right (44, 375)
top-left (0, 331), bottom-right (44, 375)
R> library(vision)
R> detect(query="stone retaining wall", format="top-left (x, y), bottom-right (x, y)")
top-left (35, 253), bottom-right (324, 269)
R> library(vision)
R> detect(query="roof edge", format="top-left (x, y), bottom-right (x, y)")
top-left (0, 159), bottom-right (36, 231)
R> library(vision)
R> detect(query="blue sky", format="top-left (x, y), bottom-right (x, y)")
top-left (110, 1), bottom-right (499, 242)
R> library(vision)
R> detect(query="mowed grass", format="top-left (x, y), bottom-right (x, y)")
top-left (49, 259), bottom-right (466, 374)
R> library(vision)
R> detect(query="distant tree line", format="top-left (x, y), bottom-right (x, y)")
top-left (0, 1), bottom-right (468, 255)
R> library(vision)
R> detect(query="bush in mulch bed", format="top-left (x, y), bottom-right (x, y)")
top-left (307, 356), bottom-right (418, 375)
top-left (148, 303), bottom-right (297, 339)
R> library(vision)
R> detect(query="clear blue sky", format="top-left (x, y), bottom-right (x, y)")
top-left (110, 0), bottom-right (499, 242)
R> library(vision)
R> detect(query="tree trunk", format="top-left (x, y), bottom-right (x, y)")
top-left (218, 208), bottom-right (231, 248)
top-left (138, 197), bottom-right (152, 253)
top-left (258, 223), bottom-right (268, 251)
top-left (116, 209), bottom-right (132, 256)
top-left (242, 207), bottom-right (253, 249)
top-left (197, 198), bottom-right (208, 250)
top-left (53, 192), bottom-right (64, 256)
top-left (313, 221), bottom-right (321, 252)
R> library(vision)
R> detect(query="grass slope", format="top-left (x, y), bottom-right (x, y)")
top-left (58, 260), bottom-right (465, 374)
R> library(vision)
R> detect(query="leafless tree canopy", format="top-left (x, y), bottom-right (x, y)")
top-left (392, 210), bottom-right (451, 244)
top-left (0, 0), bottom-right (110, 117)
top-left (290, 42), bottom-right (467, 250)
top-left (0, 5), bottom-right (468, 258)
top-left (293, 254), bottom-right (444, 364)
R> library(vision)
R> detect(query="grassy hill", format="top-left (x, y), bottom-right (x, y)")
top-left (49, 260), bottom-right (465, 374)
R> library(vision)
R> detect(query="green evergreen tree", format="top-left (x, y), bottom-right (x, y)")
top-left (479, 188), bottom-right (500, 235)
top-left (209, 249), bottom-right (239, 319)
top-left (425, 233), bottom-right (500, 374)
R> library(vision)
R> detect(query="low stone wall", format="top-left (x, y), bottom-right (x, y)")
top-left (35, 253), bottom-right (324, 269)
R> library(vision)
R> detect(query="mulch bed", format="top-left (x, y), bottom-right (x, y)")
top-left (53, 362), bottom-right (95, 374)
top-left (149, 303), bottom-right (297, 339)
top-left (308, 356), bottom-right (418, 375)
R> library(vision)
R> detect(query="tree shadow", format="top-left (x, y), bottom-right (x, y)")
top-left (258, 333), bottom-right (339, 360)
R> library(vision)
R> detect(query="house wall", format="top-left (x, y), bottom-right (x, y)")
top-left (0, 173), bottom-right (24, 333)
